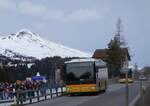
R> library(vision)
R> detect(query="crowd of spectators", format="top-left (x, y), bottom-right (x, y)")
top-left (0, 80), bottom-right (47, 100)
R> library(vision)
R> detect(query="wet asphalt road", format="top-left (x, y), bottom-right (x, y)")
top-left (28, 82), bottom-right (140, 106)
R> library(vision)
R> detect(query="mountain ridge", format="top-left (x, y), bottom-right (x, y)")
top-left (0, 29), bottom-right (91, 60)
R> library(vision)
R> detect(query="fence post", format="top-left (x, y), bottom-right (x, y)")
top-left (37, 90), bottom-right (40, 102)
top-left (29, 91), bottom-right (32, 104)
top-left (61, 87), bottom-right (63, 96)
top-left (20, 91), bottom-right (23, 105)
top-left (56, 88), bottom-right (58, 97)
top-left (16, 90), bottom-right (19, 105)
top-left (50, 88), bottom-right (52, 99)
top-left (45, 89), bottom-right (47, 100)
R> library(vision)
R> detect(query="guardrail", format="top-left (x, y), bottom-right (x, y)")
top-left (0, 87), bottom-right (65, 105)
top-left (134, 79), bottom-right (150, 106)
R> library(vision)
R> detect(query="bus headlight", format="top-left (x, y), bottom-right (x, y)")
top-left (91, 86), bottom-right (96, 90)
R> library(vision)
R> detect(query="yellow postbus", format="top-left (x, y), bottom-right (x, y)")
top-left (65, 58), bottom-right (108, 95)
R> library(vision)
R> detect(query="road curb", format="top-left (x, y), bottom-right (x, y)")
top-left (129, 93), bottom-right (140, 106)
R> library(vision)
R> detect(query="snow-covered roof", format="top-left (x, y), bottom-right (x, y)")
top-left (65, 58), bottom-right (106, 66)
top-left (65, 58), bottom-right (98, 63)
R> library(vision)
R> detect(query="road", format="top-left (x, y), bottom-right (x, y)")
top-left (28, 82), bottom-right (140, 106)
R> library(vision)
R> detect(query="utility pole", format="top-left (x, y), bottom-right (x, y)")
top-left (117, 18), bottom-right (129, 106)
top-left (121, 61), bottom-right (129, 106)
top-left (125, 71), bottom-right (129, 106)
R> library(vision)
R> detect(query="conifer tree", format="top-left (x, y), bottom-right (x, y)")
top-left (107, 18), bottom-right (128, 77)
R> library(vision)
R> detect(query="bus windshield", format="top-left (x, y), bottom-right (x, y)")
top-left (66, 62), bottom-right (95, 84)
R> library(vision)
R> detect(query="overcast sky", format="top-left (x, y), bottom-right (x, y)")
top-left (0, 0), bottom-right (149, 67)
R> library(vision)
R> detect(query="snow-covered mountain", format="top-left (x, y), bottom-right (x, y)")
top-left (0, 29), bottom-right (91, 60)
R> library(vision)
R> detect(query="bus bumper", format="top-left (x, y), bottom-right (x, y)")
top-left (66, 84), bottom-right (97, 94)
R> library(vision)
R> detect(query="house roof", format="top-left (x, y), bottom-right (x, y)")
top-left (92, 49), bottom-right (108, 60)
top-left (92, 48), bottom-right (131, 61)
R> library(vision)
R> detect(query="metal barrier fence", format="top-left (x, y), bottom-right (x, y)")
top-left (0, 87), bottom-right (65, 105)
top-left (134, 79), bottom-right (150, 106)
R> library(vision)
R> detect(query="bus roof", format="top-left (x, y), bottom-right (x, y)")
top-left (65, 58), bottom-right (106, 66)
